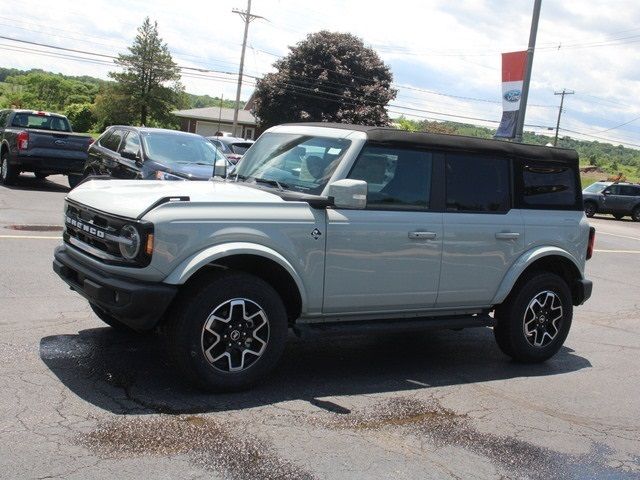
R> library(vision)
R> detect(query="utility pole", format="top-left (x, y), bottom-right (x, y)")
top-left (217, 93), bottom-right (223, 135)
top-left (514, 0), bottom-right (542, 143)
top-left (553, 89), bottom-right (574, 146)
top-left (232, 0), bottom-right (265, 137)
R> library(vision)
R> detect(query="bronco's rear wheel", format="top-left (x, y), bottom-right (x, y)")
top-left (494, 272), bottom-right (572, 363)
top-left (164, 271), bottom-right (288, 392)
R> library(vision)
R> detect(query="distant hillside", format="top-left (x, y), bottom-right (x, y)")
top-left (396, 117), bottom-right (640, 183)
top-left (0, 67), bottom-right (243, 112)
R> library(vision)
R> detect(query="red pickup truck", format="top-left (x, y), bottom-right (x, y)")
top-left (0, 109), bottom-right (94, 188)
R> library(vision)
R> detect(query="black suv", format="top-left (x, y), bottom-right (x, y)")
top-left (83, 126), bottom-right (229, 181)
top-left (582, 181), bottom-right (640, 221)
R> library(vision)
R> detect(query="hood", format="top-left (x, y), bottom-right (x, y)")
top-left (146, 161), bottom-right (215, 180)
top-left (67, 179), bottom-right (284, 219)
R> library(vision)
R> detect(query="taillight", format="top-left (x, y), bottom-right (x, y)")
top-left (16, 131), bottom-right (29, 150)
top-left (586, 226), bottom-right (596, 260)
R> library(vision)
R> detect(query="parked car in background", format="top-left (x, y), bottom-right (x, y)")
top-left (0, 109), bottom-right (93, 188)
top-left (207, 136), bottom-right (254, 164)
top-left (583, 181), bottom-right (640, 221)
top-left (83, 127), bottom-right (231, 182)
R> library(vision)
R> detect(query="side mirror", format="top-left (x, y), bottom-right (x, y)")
top-left (602, 190), bottom-right (610, 195)
top-left (327, 179), bottom-right (367, 209)
top-left (121, 149), bottom-right (140, 161)
top-left (214, 158), bottom-right (227, 178)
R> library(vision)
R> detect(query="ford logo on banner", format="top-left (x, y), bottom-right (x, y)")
top-left (503, 89), bottom-right (521, 103)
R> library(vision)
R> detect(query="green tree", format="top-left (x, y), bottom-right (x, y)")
top-left (64, 103), bottom-right (95, 132)
top-left (110, 17), bottom-right (182, 125)
top-left (92, 85), bottom-right (136, 131)
top-left (254, 31), bottom-right (396, 129)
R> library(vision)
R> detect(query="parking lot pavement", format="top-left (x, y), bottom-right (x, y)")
top-left (1, 174), bottom-right (639, 479)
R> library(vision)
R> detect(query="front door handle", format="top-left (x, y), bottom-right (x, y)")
top-left (408, 231), bottom-right (437, 240)
top-left (495, 232), bottom-right (520, 240)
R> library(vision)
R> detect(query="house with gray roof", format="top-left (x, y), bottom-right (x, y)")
top-left (172, 105), bottom-right (258, 139)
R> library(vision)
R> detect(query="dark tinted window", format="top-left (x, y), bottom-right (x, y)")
top-left (446, 153), bottom-right (510, 213)
top-left (348, 146), bottom-right (432, 210)
top-left (0, 111), bottom-right (9, 127)
top-left (520, 161), bottom-right (579, 209)
top-left (604, 185), bottom-right (621, 195)
top-left (101, 129), bottom-right (124, 152)
top-left (620, 186), bottom-right (640, 196)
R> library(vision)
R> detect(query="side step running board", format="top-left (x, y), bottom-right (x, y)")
top-left (293, 314), bottom-right (494, 338)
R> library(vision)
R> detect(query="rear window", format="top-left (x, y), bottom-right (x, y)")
top-left (230, 142), bottom-right (253, 154)
top-left (517, 161), bottom-right (580, 210)
top-left (12, 113), bottom-right (70, 132)
top-left (445, 153), bottom-right (510, 213)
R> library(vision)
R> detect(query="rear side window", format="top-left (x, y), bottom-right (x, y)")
top-left (620, 186), bottom-right (640, 196)
top-left (445, 153), bottom-right (510, 213)
top-left (517, 161), bottom-right (579, 209)
top-left (100, 129), bottom-right (124, 152)
top-left (348, 145), bottom-right (432, 210)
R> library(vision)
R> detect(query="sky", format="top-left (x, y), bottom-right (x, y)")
top-left (1, 0), bottom-right (639, 147)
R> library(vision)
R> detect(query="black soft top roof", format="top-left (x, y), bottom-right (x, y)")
top-left (284, 122), bottom-right (578, 163)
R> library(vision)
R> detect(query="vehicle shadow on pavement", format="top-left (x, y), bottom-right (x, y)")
top-left (39, 326), bottom-right (591, 415)
top-left (1, 175), bottom-right (70, 193)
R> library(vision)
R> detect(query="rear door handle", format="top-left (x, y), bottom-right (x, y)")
top-left (495, 232), bottom-right (520, 240)
top-left (408, 231), bottom-right (437, 240)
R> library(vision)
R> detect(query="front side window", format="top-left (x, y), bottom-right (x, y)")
top-left (348, 145), bottom-right (432, 210)
top-left (142, 132), bottom-right (224, 166)
top-left (234, 132), bottom-right (351, 194)
top-left (604, 185), bottom-right (621, 195)
top-left (120, 132), bottom-right (140, 154)
top-left (446, 153), bottom-right (510, 213)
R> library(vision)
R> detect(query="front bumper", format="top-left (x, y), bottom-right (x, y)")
top-left (573, 278), bottom-right (593, 305)
top-left (53, 245), bottom-right (177, 330)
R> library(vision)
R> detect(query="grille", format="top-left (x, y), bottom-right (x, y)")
top-left (63, 201), bottom-right (146, 264)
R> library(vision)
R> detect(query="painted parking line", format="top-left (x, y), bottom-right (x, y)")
top-left (597, 231), bottom-right (640, 242)
top-left (594, 249), bottom-right (640, 254)
top-left (0, 235), bottom-right (61, 240)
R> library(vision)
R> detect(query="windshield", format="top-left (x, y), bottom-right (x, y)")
top-left (12, 113), bottom-right (71, 132)
top-left (234, 133), bottom-right (351, 194)
top-left (583, 182), bottom-right (609, 193)
top-left (143, 132), bottom-right (225, 166)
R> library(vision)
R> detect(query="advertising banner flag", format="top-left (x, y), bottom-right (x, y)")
top-left (495, 51), bottom-right (527, 138)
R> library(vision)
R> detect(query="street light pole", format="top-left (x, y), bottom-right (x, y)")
top-left (514, 0), bottom-right (542, 143)
top-left (231, 0), bottom-right (264, 138)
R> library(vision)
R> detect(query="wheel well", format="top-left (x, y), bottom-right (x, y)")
top-left (512, 255), bottom-right (582, 305)
top-left (187, 254), bottom-right (303, 324)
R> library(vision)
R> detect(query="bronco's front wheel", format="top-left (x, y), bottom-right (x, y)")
top-left (494, 272), bottom-right (572, 363)
top-left (164, 271), bottom-right (288, 392)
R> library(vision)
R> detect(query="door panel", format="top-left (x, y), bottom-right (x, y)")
top-left (324, 209), bottom-right (443, 313)
top-left (436, 210), bottom-right (524, 307)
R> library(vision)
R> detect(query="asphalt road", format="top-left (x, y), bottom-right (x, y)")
top-left (1, 174), bottom-right (639, 479)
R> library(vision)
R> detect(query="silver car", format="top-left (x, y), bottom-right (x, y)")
top-left (207, 135), bottom-right (254, 164)
top-left (53, 123), bottom-right (594, 391)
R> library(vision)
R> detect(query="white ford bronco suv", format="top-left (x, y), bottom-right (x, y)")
top-left (53, 123), bottom-right (594, 391)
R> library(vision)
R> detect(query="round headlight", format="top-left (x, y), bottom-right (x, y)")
top-left (119, 224), bottom-right (140, 260)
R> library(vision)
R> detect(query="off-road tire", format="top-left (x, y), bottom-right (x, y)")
top-left (632, 206), bottom-right (640, 222)
top-left (90, 303), bottom-right (137, 333)
top-left (584, 201), bottom-right (597, 218)
top-left (494, 272), bottom-right (572, 363)
top-left (613, 213), bottom-right (624, 220)
top-left (1, 151), bottom-right (18, 185)
top-left (163, 271), bottom-right (288, 392)
top-left (34, 172), bottom-right (48, 180)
